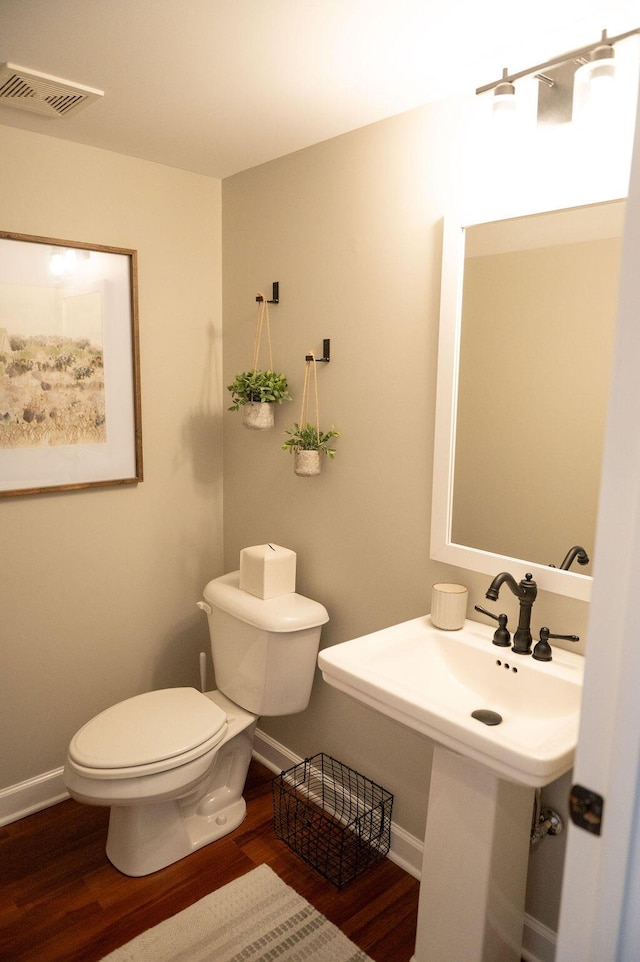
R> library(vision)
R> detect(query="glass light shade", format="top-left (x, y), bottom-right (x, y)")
top-left (573, 50), bottom-right (617, 125)
top-left (589, 60), bottom-right (616, 82)
top-left (492, 80), bottom-right (517, 121)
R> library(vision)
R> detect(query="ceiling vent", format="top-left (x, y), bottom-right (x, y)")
top-left (0, 63), bottom-right (103, 118)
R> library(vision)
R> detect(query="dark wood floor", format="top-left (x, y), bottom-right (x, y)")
top-left (0, 759), bottom-right (419, 962)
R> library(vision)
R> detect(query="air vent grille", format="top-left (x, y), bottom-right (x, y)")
top-left (0, 63), bottom-right (103, 118)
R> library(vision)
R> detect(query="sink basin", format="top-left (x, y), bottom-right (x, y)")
top-left (318, 616), bottom-right (584, 787)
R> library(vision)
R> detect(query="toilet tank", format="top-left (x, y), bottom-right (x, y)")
top-left (200, 571), bottom-right (329, 716)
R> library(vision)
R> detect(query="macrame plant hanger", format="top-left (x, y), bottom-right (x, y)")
top-left (240, 293), bottom-right (276, 430)
top-left (253, 293), bottom-right (274, 375)
top-left (300, 351), bottom-right (321, 444)
top-left (292, 352), bottom-right (323, 476)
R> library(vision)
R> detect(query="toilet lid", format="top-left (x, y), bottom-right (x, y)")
top-left (69, 688), bottom-right (227, 770)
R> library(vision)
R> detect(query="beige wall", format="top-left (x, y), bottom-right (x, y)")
top-left (1, 126), bottom-right (224, 786)
top-left (222, 98), bottom-right (468, 838)
top-left (221, 97), bottom-right (597, 931)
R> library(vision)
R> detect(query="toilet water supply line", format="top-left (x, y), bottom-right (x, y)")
top-left (531, 789), bottom-right (564, 846)
top-left (196, 600), bottom-right (213, 693)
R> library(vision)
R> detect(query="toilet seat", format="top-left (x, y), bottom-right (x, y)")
top-left (68, 688), bottom-right (227, 779)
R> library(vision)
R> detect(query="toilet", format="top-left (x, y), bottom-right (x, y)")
top-left (63, 570), bottom-right (328, 876)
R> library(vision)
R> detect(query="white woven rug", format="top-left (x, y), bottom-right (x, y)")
top-left (99, 864), bottom-right (372, 962)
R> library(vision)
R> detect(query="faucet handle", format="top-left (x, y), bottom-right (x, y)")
top-left (532, 627), bottom-right (553, 662)
top-left (474, 606), bottom-right (511, 648)
top-left (532, 628), bottom-right (580, 662)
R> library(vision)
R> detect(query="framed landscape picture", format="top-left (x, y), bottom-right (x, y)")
top-left (0, 231), bottom-right (142, 498)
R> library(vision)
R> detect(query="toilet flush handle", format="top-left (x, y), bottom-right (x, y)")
top-left (197, 600), bottom-right (213, 616)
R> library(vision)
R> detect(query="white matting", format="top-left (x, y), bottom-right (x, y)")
top-left (99, 863), bottom-right (371, 962)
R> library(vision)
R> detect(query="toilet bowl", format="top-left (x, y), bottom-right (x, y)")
top-left (65, 688), bottom-right (257, 876)
top-left (64, 570), bottom-right (328, 876)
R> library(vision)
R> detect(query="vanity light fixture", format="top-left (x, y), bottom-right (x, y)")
top-left (477, 26), bottom-right (639, 126)
top-left (583, 37), bottom-right (616, 83)
top-left (573, 38), bottom-right (617, 121)
top-left (492, 70), bottom-right (517, 118)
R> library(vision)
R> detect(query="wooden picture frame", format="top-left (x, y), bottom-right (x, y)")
top-left (0, 231), bottom-right (142, 497)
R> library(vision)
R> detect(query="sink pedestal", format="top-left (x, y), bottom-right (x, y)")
top-left (412, 746), bottom-right (533, 962)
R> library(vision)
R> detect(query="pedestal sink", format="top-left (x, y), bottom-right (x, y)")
top-left (318, 615), bottom-right (584, 962)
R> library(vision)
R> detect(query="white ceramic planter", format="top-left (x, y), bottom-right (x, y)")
top-left (294, 450), bottom-right (321, 476)
top-left (242, 402), bottom-right (275, 430)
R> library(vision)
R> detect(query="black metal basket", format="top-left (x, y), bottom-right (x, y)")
top-left (272, 753), bottom-right (393, 888)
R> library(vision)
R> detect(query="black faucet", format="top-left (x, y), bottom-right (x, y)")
top-left (485, 572), bottom-right (537, 654)
top-left (559, 545), bottom-right (590, 571)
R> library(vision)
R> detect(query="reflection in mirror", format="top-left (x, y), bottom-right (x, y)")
top-left (431, 201), bottom-right (625, 602)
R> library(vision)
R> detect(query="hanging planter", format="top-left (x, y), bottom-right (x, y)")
top-left (227, 293), bottom-right (291, 430)
top-left (242, 400), bottom-right (275, 430)
top-left (228, 369), bottom-right (291, 428)
top-left (285, 429), bottom-right (339, 475)
top-left (282, 353), bottom-right (339, 476)
top-left (294, 449), bottom-right (321, 477)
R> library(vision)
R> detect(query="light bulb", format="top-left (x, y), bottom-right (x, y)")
top-left (492, 80), bottom-right (517, 121)
top-left (573, 42), bottom-right (616, 121)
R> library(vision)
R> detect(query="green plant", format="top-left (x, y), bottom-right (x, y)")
top-left (227, 370), bottom-right (292, 411)
top-left (282, 422), bottom-right (339, 458)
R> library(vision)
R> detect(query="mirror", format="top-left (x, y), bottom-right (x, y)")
top-left (431, 200), bottom-right (625, 602)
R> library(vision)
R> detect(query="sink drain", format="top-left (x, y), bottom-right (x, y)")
top-left (471, 709), bottom-right (503, 726)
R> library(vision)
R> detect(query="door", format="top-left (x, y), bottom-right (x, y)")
top-left (556, 83), bottom-right (640, 961)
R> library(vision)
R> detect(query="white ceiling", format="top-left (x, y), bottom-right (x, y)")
top-left (0, 0), bottom-right (638, 179)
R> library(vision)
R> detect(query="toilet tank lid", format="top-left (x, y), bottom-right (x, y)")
top-left (203, 571), bottom-right (329, 632)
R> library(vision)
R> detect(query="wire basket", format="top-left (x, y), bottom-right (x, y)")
top-left (272, 753), bottom-right (393, 888)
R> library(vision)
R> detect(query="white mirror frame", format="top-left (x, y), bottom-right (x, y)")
top-left (430, 215), bottom-right (593, 602)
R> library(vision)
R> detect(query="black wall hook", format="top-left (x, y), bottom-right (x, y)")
top-left (306, 339), bottom-right (331, 363)
top-left (256, 281), bottom-right (279, 304)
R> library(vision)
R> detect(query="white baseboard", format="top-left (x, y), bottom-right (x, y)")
top-left (253, 728), bottom-right (556, 962)
top-left (252, 729), bottom-right (300, 779)
top-left (0, 767), bottom-right (69, 828)
top-left (521, 913), bottom-right (557, 962)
